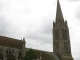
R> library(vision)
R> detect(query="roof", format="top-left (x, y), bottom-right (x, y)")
top-left (0, 36), bottom-right (23, 48)
top-left (25, 48), bottom-right (60, 60)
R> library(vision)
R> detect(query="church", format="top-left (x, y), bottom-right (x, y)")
top-left (0, 0), bottom-right (74, 60)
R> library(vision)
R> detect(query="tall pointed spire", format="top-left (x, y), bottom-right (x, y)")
top-left (56, 0), bottom-right (64, 23)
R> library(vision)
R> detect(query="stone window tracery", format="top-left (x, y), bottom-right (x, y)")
top-left (6, 49), bottom-right (13, 55)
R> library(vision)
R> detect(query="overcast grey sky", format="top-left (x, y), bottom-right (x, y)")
top-left (0, 0), bottom-right (80, 60)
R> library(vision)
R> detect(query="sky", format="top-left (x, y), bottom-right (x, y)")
top-left (0, 0), bottom-right (80, 60)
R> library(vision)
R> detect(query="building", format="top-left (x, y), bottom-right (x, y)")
top-left (0, 36), bottom-right (26, 60)
top-left (0, 0), bottom-right (74, 60)
top-left (53, 0), bottom-right (74, 60)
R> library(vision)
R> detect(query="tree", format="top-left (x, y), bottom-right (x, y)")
top-left (24, 49), bottom-right (36, 60)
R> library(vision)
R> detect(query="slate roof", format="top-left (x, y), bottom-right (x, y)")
top-left (25, 48), bottom-right (60, 60)
top-left (0, 36), bottom-right (23, 48)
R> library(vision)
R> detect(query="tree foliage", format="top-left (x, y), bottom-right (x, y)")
top-left (24, 49), bottom-right (36, 60)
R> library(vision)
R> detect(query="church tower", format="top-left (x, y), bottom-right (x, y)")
top-left (53, 0), bottom-right (74, 60)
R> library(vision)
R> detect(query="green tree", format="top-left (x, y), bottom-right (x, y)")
top-left (24, 49), bottom-right (36, 60)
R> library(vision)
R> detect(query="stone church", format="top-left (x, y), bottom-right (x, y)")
top-left (0, 0), bottom-right (74, 60)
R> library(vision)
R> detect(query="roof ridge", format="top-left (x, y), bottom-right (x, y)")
top-left (26, 48), bottom-right (52, 53)
top-left (0, 35), bottom-right (22, 41)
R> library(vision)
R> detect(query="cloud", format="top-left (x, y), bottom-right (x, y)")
top-left (67, 0), bottom-right (80, 1)
top-left (0, 16), bottom-right (10, 36)
top-left (23, 15), bottom-right (54, 51)
top-left (26, 15), bottom-right (54, 44)
top-left (76, 6), bottom-right (80, 20)
top-left (67, 5), bottom-right (80, 60)
top-left (72, 5), bottom-right (80, 60)
top-left (40, 15), bottom-right (53, 34)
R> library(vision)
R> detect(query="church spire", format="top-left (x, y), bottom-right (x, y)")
top-left (53, 0), bottom-right (74, 60)
top-left (56, 0), bottom-right (64, 23)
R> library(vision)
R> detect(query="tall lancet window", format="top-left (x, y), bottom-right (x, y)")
top-left (64, 42), bottom-right (68, 54)
top-left (55, 29), bottom-right (59, 40)
top-left (55, 42), bottom-right (59, 53)
top-left (62, 29), bottom-right (67, 40)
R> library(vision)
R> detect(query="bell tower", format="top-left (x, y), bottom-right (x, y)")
top-left (53, 0), bottom-right (74, 60)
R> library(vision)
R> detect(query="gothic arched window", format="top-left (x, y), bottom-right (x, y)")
top-left (6, 49), bottom-right (13, 55)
